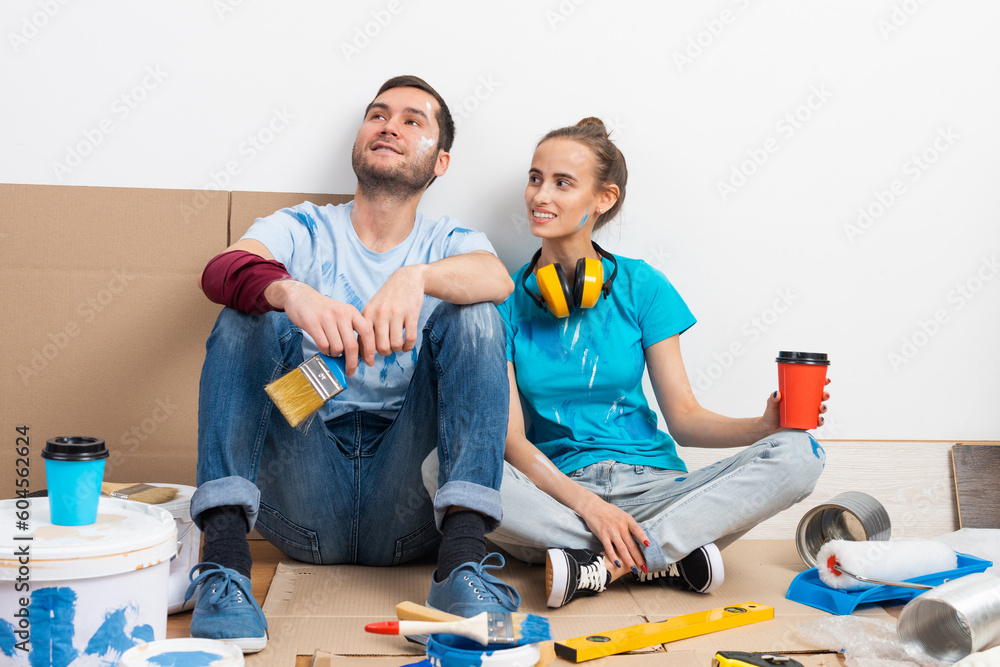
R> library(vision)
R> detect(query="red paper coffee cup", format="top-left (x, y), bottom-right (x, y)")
top-left (776, 351), bottom-right (829, 429)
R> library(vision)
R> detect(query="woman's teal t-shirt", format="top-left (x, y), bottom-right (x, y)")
top-left (498, 254), bottom-right (696, 474)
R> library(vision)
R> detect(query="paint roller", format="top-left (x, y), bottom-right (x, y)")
top-left (816, 539), bottom-right (958, 591)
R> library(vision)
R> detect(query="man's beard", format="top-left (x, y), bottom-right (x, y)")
top-left (352, 141), bottom-right (437, 203)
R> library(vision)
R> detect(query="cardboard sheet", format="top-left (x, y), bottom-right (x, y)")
top-left (247, 539), bottom-right (873, 664)
top-left (1, 183), bottom-right (227, 491)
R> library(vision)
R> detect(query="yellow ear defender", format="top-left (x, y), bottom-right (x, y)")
top-left (522, 242), bottom-right (618, 318)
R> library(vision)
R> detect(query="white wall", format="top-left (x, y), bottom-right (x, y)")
top-left (3, 0), bottom-right (998, 440)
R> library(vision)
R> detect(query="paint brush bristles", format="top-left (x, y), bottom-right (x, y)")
top-left (365, 611), bottom-right (551, 647)
top-left (265, 354), bottom-right (345, 428)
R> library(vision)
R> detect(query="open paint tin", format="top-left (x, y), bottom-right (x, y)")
top-left (426, 634), bottom-right (540, 666)
top-left (795, 491), bottom-right (891, 568)
top-left (120, 638), bottom-right (245, 666)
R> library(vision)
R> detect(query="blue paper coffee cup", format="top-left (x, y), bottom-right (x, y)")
top-left (42, 436), bottom-right (109, 526)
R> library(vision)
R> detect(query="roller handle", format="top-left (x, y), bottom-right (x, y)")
top-left (833, 564), bottom-right (934, 590)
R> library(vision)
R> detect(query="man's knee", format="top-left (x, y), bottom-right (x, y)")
top-left (421, 448), bottom-right (440, 497)
top-left (428, 302), bottom-right (504, 349)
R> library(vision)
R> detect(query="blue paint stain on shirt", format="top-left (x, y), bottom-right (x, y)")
top-left (148, 650), bottom-right (225, 666)
top-left (321, 260), bottom-right (336, 282)
top-left (380, 353), bottom-right (404, 383)
top-left (338, 274), bottom-right (365, 311)
top-left (281, 207), bottom-right (318, 234)
top-left (0, 619), bottom-right (16, 656)
top-left (448, 227), bottom-right (476, 236)
top-left (674, 477), bottom-right (686, 482)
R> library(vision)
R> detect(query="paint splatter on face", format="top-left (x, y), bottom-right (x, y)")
top-left (417, 135), bottom-right (436, 157)
top-left (576, 211), bottom-right (589, 231)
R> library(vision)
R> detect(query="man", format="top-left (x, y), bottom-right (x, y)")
top-left (188, 75), bottom-right (518, 652)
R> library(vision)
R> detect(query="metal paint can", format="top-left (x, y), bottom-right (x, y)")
top-left (795, 491), bottom-right (891, 568)
top-left (898, 572), bottom-right (1000, 662)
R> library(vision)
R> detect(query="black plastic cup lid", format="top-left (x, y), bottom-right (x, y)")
top-left (42, 436), bottom-right (109, 461)
top-left (776, 351), bottom-right (830, 365)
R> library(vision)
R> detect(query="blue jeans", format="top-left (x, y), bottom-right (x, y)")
top-left (424, 430), bottom-right (824, 571)
top-left (191, 301), bottom-right (507, 566)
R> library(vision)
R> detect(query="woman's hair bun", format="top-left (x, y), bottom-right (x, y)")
top-left (575, 117), bottom-right (608, 133)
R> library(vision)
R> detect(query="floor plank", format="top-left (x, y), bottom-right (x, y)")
top-left (953, 443), bottom-right (1000, 528)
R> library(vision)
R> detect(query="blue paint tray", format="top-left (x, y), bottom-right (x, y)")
top-left (785, 551), bottom-right (992, 615)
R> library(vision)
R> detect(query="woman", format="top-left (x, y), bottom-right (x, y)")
top-left (486, 118), bottom-right (829, 608)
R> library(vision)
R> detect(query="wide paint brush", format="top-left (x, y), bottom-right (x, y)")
top-left (264, 353), bottom-right (346, 427)
top-left (365, 611), bottom-right (551, 647)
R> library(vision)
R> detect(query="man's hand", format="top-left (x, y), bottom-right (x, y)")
top-left (265, 280), bottom-right (375, 376)
top-left (362, 264), bottom-right (426, 356)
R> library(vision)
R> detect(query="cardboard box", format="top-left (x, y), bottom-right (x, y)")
top-left (0, 183), bottom-right (347, 493)
top-left (244, 539), bottom-right (862, 665)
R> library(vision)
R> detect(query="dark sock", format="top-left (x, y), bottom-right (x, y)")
top-left (435, 511), bottom-right (488, 582)
top-left (200, 505), bottom-right (252, 579)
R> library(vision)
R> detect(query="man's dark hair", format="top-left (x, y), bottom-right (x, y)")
top-left (370, 75), bottom-right (455, 154)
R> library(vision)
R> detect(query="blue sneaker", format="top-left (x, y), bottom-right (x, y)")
top-left (427, 553), bottom-right (521, 618)
top-left (185, 562), bottom-right (268, 653)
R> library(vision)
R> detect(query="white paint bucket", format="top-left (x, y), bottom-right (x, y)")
top-left (0, 497), bottom-right (176, 666)
top-left (151, 484), bottom-right (202, 614)
top-left (121, 638), bottom-right (244, 666)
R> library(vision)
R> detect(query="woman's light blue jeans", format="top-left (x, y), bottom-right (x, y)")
top-left (191, 302), bottom-right (508, 567)
top-left (424, 430), bottom-right (825, 571)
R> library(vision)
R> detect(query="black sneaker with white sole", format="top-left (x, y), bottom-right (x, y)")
top-left (635, 543), bottom-right (724, 594)
top-left (545, 547), bottom-right (611, 608)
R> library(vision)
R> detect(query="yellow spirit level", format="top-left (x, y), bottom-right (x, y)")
top-left (553, 602), bottom-right (774, 662)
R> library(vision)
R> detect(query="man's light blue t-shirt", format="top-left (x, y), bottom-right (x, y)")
top-left (243, 200), bottom-right (497, 422)
top-left (498, 254), bottom-right (696, 474)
